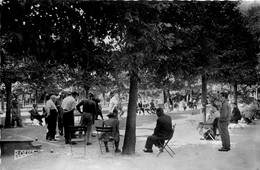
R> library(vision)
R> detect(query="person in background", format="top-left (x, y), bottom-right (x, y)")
top-left (55, 95), bottom-right (64, 136)
top-left (155, 100), bottom-right (159, 109)
top-left (137, 100), bottom-right (145, 115)
top-left (11, 94), bottom-right (23, 128)
top-left (45, 95), bottom-right (58, 141)
top-left (76, 92), bottom-right (96, 145)
top-left (149, 99), bottom-right (156, 114)
top-left (197, 106), bottom-right (219, 139)
top-left (93, 96), bottom-right (103, 120)
top-left (109, 92), bottom-right (119, 118)
top-left (101, 112), bottom-right (121, 153)
top-left (143, 107), bottom-right (172, 153)
top-left (230, 103), bottom-right (242, 123)
top-left (180, 98), bottom-right (187, 111)
top-left (241, 101), bottom-right (256, 125)
top-left (28, 104), bottom-right (44, 126)
top-left (61, 91), bottom-right (79, 144)
top-left (218, 92), bottom-right (231, 152)
top-left (164, 99), bottom-right (170, 113)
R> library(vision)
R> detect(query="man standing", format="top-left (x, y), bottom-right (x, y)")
top-left (143, 107), bottom-right (172, 153)
top-left (109, 92), bottom-right (119, 117)
top-left (11, 94), bottom-right (23, 127)
top-left (45, 95), bottom-right (58, 141)
top-left (76, 93), bottom-right (96, 145)
top-left (218, 92), bottom-right (231, 152)
top-left (61, 91), bottom-right (79, 144)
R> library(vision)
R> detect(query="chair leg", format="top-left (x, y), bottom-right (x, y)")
top-left (84, 135), bottom-right (86, 156)
top-left (165, 145), bottom-right (175, 155)
top-left (157, 141), bottom-right (175, 158)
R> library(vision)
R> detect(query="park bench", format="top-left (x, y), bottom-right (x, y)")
top-left (0, 138), bottom-right (42, 156)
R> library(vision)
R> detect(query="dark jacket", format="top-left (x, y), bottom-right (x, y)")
top-left (153, 114), bottom-right (172, 139)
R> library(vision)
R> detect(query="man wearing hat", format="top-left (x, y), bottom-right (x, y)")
top-left (61, 91), bottom-right (79, 144)
top-left (76, 92), bottom-right (97, 145)
top-left (102, 112), bottom-right (121, 153)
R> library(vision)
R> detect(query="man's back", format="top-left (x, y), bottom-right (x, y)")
top-left (79, 99), bottom-right (96, 114)
top-left (154, 114), bottom-right (172, 139)
top-left (104, 118), bottom-right (119, 139)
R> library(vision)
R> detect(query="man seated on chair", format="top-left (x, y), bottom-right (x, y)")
top-left (28, 104), bottom-right (44, 126)
top-left (241, 101), bottom-right (256, 125)
top-left (230, 103), bottom-right (242, 123)
top-left (143, 107), bottom-right (172, 153)
top-left (197, 105), bottom-right (219, 139)
top-left (100, 112), bottom-right (121, 153)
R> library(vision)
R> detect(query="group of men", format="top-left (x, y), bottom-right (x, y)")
top-left (43, 91), bottom-right (122, 153)
top-left (11, 90), bottom-right (233, 154)
top-left (43, 92), bottom-right (99, 144)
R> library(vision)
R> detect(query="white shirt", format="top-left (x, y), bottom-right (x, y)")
top-left (109, 96), bottom-right (118, 113)
top-left (46, 99), bottom-right (57, 111)
top-left (61, 96), bottom-right (77, 112)
top-left (45, 99), bottom-right (57, 116)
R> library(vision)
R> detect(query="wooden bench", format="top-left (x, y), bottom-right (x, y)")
top-left (0, 139), bottom-right (42, 156)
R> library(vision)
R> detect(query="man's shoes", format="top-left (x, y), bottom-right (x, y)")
top-left (218, 148), bottom-right (230, 152)
top-left (115, 149), bottom-right (121, 153)
top-left (86, 142), bottom-right (92, 145)
top-left (143, 149), bottom-right (153, 153)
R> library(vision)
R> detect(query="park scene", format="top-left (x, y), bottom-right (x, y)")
top-left (0, 0), bottom-right (260, 170)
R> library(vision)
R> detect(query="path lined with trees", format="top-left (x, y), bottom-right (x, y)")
top-left (1, 0), bottom-right (260, 155)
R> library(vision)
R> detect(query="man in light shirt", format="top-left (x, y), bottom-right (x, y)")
top-left (109, 92), bottom-right (119, 117)
top-left (45, 95), bottom-right (58, 141)
top-left (61, 91), bottom-right (79, 144)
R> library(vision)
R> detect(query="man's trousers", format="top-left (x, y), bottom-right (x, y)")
top-left (63, 110), bottom-right (75, 143)
top-left (218, 121), bottom-right (230, 149)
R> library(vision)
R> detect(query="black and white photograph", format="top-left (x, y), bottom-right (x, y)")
top-left (0, 0), bottom-right (260, 169)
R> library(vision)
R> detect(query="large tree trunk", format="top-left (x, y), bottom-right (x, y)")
top-left (1, 91), bottom-right (4, 112)
top-left (4, 82), bottom-right (12, 128)
top-left (163, 90), bottom-right (167, 104)
top-left (35, 90), bottom-right (38, 106)
top-left (22, 92), bottom-right (25, 107)
top-left (233, 82), bottom-right (238, 105)
top-left (122, 73), bottom-right (138, 155)
top-left (102, 92), bottom-right (106, 105)
top-left (201, 75), bottom-right (207, 123)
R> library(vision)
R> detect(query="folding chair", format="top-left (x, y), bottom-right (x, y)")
top-left (198, 118), bottom-right (219, 141)
top-left (68, 125), bottom-right (88, 156)
top-left (157, 124), bottom-right (176, 157)
top-left (96, 126), bottom-right (115, 154)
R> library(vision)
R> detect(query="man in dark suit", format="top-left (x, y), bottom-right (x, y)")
top-left (76, 93), bottom-right (97, 145)
top-left (143, 107), bottom-right (172, 153)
